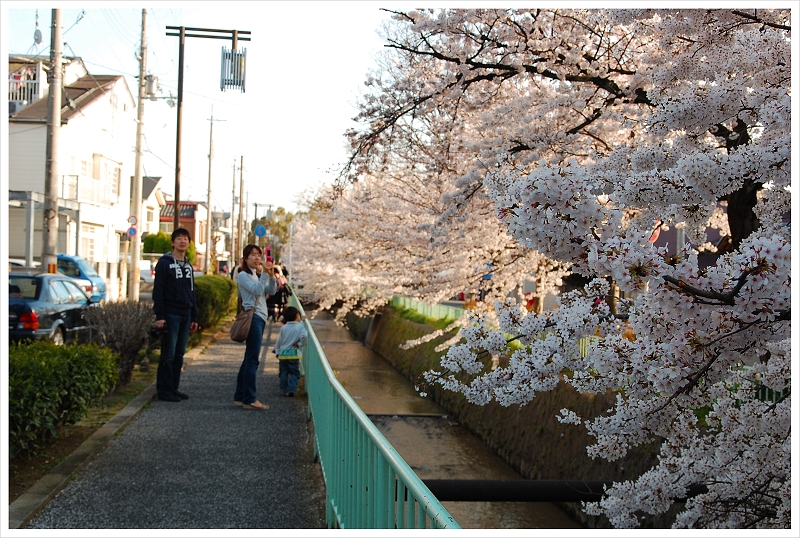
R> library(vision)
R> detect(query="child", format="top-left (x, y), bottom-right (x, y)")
top-left (273, 306), bottom-right (307, 397)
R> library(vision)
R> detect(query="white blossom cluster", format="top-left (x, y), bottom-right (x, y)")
top-left (293, 8), bottom-right (793, 529)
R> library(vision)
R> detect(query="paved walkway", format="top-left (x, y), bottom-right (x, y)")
top-left (13, 320), bottom-right (326, 530)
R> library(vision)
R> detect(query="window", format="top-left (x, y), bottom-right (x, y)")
top-left (111, 167), bottom-right (120, 200)
top-left (57, 258), bottom-right (80, 277)
top-left (63, 280), bottom-right (88, 302)
top-left (9, 277), bottom-right (38, 300)
top-left (81, 224), bottom-right (97, 262)
top-left (49, 281), bottom-right (72, 304)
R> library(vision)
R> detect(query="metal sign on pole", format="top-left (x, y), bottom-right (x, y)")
top-left (166, 26), bottom-right (251, 232)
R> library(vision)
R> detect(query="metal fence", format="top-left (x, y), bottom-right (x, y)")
top-left (290, 295), bottom-right (460, 529)
top-left (391, 296), bottom-right (464, 322)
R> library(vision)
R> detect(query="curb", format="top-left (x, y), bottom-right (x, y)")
top-left (8, 320), bottom-right (232, 529)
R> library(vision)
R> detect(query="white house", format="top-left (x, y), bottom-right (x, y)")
top-left (8, 54), bottom-right (136, 301)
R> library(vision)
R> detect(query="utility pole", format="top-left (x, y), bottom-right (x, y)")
top-left (288, 221), bottom-right (293, 286)
top-left (231, 157), bottom-right (238, 265)
top-left (129, 8), bottom-right (147, 300)
top-left (42, 8), bottom-right (62, 273)
top-left (204, 106), bottom-right (224, 274)
top-left (166, 26), bottom-right (251, 232)
top-left (171, 26), bottom-right (185, 231)
top-left (237, 156), bottom-right (244, 254)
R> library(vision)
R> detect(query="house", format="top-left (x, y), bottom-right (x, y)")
top-left (160, 200), bottom-right (229, 272)
top-left (8, 54), bottom-right (136, 301)
top-left (139, 176), bottom-right (166, 238)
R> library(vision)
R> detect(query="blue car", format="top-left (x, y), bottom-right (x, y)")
top-left (57, 254), bottom-right (107, 302)
top-left (9, 271), bottom-right (98, 345)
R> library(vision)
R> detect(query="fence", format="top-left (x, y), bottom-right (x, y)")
top-left (391, 296), bottom-right (464, 322)
top-left (291, 294), bottom-right (460, 529)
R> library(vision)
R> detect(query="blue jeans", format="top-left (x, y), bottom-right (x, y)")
top-left (279, 359), bottom-right (301, 394)
top-left (234, 314), bottom-right (266, 404)
top-left (157, 312), bottom-right (192, 397)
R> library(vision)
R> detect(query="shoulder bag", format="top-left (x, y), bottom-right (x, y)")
top-left (230, 295), bottom-right (261, 343)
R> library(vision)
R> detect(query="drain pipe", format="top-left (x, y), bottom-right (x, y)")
top-left (424, 479), bottom-right (707, 503)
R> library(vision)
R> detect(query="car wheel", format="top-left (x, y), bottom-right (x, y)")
top-left (51, 327), bottom-right (65, 346)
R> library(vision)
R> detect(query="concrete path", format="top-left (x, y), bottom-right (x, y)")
top-left (16, 320), bottom-right (326, 530)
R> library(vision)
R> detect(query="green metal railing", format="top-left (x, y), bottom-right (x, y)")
top-left (290, 295), bottom-right (460, 529)
top-left (391, 296), bottom-right (464, 322)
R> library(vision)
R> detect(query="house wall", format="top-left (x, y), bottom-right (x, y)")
top-left (7, 77), bottom-right (135, 301)
top-left (8, 123), bottom-right (47, 192)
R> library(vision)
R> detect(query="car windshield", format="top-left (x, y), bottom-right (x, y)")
top-left (73, 257), bottom-right (99, 277)
top-left (9, 276), bottom-right (41, 300)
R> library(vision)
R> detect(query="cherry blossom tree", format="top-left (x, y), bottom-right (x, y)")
top-left (294, 8), bottom-right (793, 529)
top-left (308, 9), bottom-right (792, 528)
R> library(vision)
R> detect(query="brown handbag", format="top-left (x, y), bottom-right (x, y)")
top-left (230, 296), bottom-right (261, 342)
top-left (229, 309), bottom-right (254, 342)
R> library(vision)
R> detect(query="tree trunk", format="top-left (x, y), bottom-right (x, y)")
top-left (726, 179), bottom-right (761, 251)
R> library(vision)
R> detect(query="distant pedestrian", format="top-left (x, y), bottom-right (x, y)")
top-left (152, 227), bottom-right (199, 402)
top-left (273, 306), bottom-right (307, 397)
top-left (266, 266), bottom-right (287, 322)
top-left (233, 244), bottom-right (277, 410)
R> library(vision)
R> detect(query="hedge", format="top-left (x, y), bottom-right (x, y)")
top-left (9, 341), bottom-right (118, 458)
top-left (194, 274), bottom-right (238, 328)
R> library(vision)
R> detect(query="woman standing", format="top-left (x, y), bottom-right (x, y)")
top-left (234, 244), bottom-right (277, 410)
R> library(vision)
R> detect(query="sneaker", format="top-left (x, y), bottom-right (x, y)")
top-left (287, 392), bottom-right (295, 397)
top-left (158, 394), bottom-right (181, 402)
top-left (174, 391), bottom-right (189, 400)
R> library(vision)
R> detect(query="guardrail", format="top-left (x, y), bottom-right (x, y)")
top-left (391, 296), bottom-right (464, 321)
top-left (290, 294), bottom-right (460, 529)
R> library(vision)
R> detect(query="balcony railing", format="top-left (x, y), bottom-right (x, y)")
top-left (9, 78), bottom-right (40, 105)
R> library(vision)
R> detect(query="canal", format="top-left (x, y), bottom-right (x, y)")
top-left (304, 311), bottom-right (583, 530)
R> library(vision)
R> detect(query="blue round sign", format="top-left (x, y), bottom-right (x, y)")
top-left (254, 225), bottom-right (266, 237)
top-left (127, 226), bottom-right (137, 237)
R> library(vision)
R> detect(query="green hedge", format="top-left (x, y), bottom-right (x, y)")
top-left (9, 341), bottom-right (118, 458)
top-left (194, 274), bottom-right (238, 328)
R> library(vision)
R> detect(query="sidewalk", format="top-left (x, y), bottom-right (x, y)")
top-left (10, 320), bottom-right (326, 530)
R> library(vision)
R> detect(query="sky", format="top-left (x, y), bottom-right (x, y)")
top-left (2, 1), bottom-right (394, 215)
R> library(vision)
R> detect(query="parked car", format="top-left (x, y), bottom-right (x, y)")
top-left (8, 271), bottom-right (99, 345)
top-left (57, 254), bottom-right (107, 302)
top-left (8, 258), bottom-right (41, 270)
top-left (139, 260), bottom-right (155, 284)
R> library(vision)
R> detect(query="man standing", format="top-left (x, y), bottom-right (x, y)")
top-left (152, 227), bottom-right (199, 402)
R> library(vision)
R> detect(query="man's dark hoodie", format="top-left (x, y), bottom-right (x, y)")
top-left (152, 253), bottom-right (199, 323)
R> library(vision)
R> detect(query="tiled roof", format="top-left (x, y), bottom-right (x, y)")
top-left (10, 74), bottom-right (122, 122)
top-left (161, 202), bottom-right (199, 219)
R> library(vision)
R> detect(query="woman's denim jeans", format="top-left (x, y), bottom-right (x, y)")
top-left (157, 312), bottom-right (191, 397)
top-left (234, 314), bottom-right (266, 404)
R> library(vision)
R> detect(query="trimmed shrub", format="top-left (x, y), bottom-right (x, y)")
top-left (85, 301), bottom-right (155, 387)
top-left (194, 274), bottom-right (238, 328)
top-left (9, 341), bottom-right (117, 458)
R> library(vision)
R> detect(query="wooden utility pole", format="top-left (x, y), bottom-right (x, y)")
top-left (42, 9), bottom-right (62, 273)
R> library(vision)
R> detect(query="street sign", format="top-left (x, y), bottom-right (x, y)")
top-left (254, 225), bottom-right (266, 237)
top-left (128, 215), bottom-right (137, 225)
top-left (127, 226), bottom-right (137, 237)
